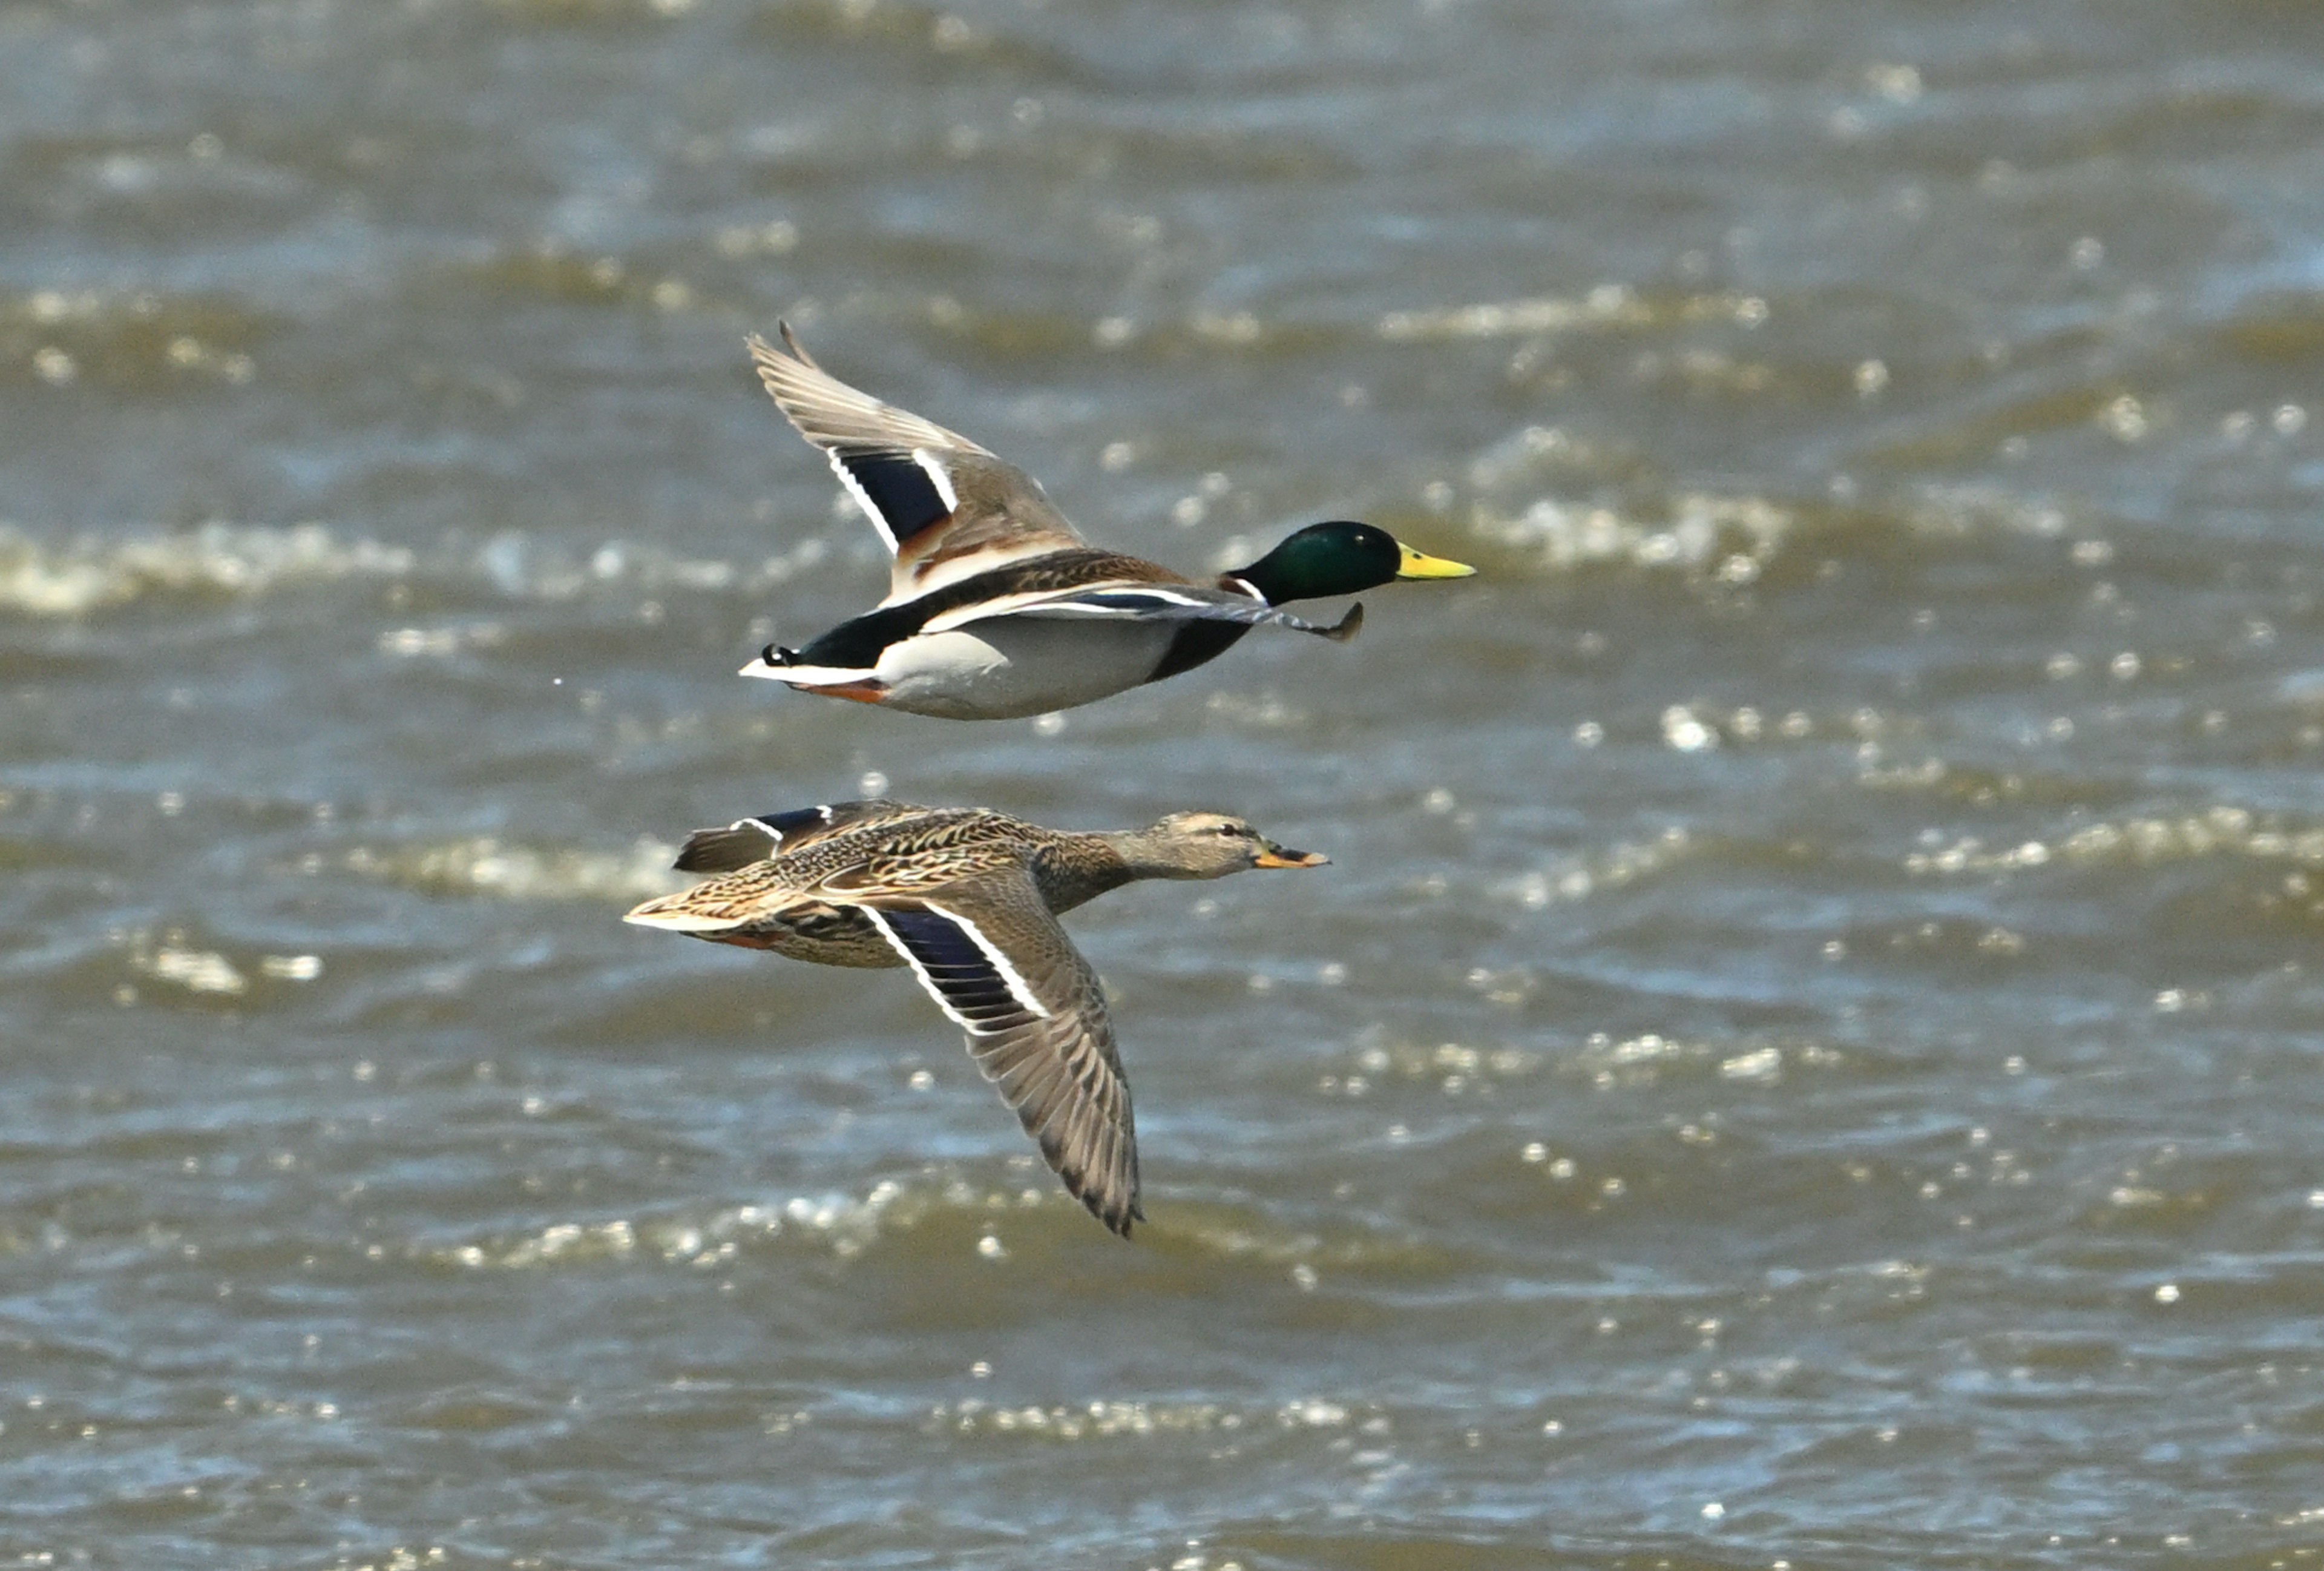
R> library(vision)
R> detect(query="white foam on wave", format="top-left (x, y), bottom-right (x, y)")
top-left (1492, 826), bottom-right (1695, 911)
top-left (1894, 482), bottom-right (2073, 541)
top-left (1906, 805), bottom-right (2324, 876)
top-left (114, 927), bottom-right (324, 998)
top-left (1379, 286), bottom-right (1649, 341)
top-left (472, 531), bottom-right (831, 603)
top-left (1469, 490), bottom-right (1793, 577)
top-left (0, 522), bottom-right (415, 616)
top-left (343, 835), bottom-right (684, 902)
top-left (425, 1189), bottom-right (908, 1272)
top-left (424, 1171), bottom-right (1058, 1271)
top-left (930, 1392), bottom-right (1370, 1442)
top-left (1455, 423), bottom-right (1794, 575)
top-left (0, 521), bottom-right (833, 618)
top-left (137, 946), bottom-right (247, 996)
top-left (1377, 286), bottom-right (1766, 341)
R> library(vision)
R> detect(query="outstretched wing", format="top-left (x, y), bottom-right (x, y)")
top-left (924, 584), bottom-right (1364, 643)
top-left (672, 799), bottom-right (916, 874)
top-left (747, 325), bottom-right (1087, 606)
top-left (860, 870), bottom-right (1141, 1236)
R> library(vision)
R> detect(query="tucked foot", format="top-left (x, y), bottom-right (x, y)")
top-left (800, 678), bottom-right (891, 703)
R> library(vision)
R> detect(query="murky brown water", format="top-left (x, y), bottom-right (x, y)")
top-left (8, 1), bottom-right (2324, 1565)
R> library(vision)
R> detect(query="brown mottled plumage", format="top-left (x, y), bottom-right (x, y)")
top-left (624, 801), bottom-right (1328, 1236)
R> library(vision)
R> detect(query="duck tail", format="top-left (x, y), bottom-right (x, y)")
top-left (622, 892), bottom-right (743, 933)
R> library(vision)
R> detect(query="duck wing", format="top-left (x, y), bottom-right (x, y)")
top-left (748, 324), bottom-right (1088, 607)
top-left (922, 582), bottom-right (1364, 642)
top-left (858, 868), bottom-right (1141, 1236)
top-left (671, 799), bottom-right (920, 874)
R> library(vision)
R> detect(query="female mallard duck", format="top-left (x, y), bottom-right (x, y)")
top-left (738, 324), bottom-right (1475, 720)
top-left (623, 798), bottom-right (1329, 1236)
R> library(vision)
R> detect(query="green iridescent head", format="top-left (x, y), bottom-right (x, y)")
top-left (1227, 522), bottom-right (1475, 605)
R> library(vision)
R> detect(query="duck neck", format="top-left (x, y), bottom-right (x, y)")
top-left (1221, 535), bottom-right (1345, 607)
top-left (1031, 837), bottom-right (1143, 915)
top-left (1216, 567), bottom-right (1278, 606)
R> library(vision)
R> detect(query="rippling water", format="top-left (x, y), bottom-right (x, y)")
top-left (10, 1), bottom-right (2324, 1565)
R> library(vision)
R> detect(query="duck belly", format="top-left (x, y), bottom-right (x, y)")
top-left (872, 617), bottom-right (1183, 720)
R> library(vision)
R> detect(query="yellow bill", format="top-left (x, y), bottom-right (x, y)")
top-left (1394, 544), bottom-right (1477, 581)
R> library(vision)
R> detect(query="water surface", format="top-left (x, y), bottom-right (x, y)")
top-left (7, 1), bottom-right (2324, 1565)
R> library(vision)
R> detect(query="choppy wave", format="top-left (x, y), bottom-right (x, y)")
top-left (108, 927), bottom-right (326, 1002)
top-left (1376, 286), bottom-right (1767, 343)
top-left (343, 836), bottom-right (683, 902)
top-left (464, 530), bottom-right (832, 603)
top-left (3, 284), bottom-right (271, 392)
top-left (421, 1174), bottom-right (1049, 1269)
top-left (1565, 1030), bottom-right (1843, 1091)
top-left (412, 1159), bottom-right (1498, 1283)
top-left (0, 522), bottom-right (413, 616)
top-left (16, 0), bottom-right (2324, 1561)
top-left (1904, 804), bottom-right (2324, 877)
top-left (930, 1391), bottom-right (1367, 1444)
top-left (1489, 827), bottom-right (1696, 910)
top-left (1466, 490), bottom-right (1793, 578)
top-left (1450, 416), bottom-right (1799, 577)
top-left (0, 520), bottom-right (838, 619)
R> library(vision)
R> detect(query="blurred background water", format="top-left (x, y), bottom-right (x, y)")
top-left (8, 0), bottom-right (2324, 1565)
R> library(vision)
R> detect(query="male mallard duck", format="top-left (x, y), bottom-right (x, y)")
top-left (737, 324), bottom-right (1475, 719)
top-left (623, 798), bottom-right (1330, 1236)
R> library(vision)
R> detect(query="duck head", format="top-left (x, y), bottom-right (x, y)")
top-left (1117, 811), bottom-right (1332, 878)
top-left (1226, 521), bottom-right (1475, 605)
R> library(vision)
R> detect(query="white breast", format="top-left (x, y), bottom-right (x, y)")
top-left (871, 616), bottom-right (1184, 719)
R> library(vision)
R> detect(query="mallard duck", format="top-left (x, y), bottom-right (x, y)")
top-left (737, 324), bottom-right (1475, 719)
top-left (623, 799), bottom-right (1330, 1235)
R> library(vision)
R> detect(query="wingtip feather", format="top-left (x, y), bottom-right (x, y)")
top-left (622, 902), bottom-right (737, 932)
